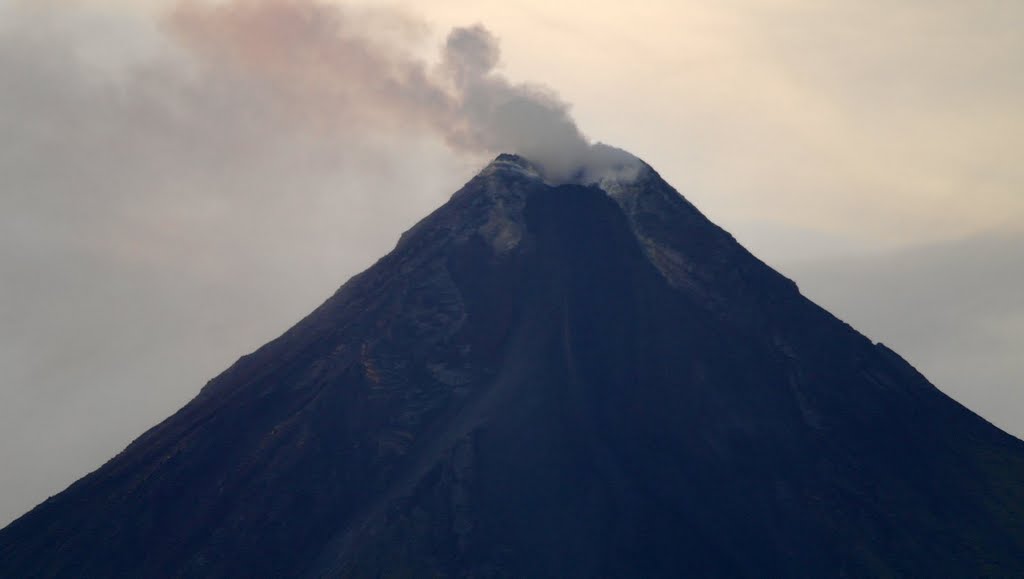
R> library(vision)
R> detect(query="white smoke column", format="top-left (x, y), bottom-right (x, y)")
top-left (168, 0), bottom-right (640, 184)
top-left (438, 25), bottom-right (593, 182)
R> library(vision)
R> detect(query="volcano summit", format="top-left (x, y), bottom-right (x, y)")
top-left (2, 152), bottom-right (1023, 577)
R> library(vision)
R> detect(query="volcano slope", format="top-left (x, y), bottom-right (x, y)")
top-left (2, 153), bottom-right (1024, 577)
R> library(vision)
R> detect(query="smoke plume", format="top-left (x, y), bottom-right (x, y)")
top-left (0, 0), bottom-right (640, 525)
top-left (168, 0), bottom-right (637, 183)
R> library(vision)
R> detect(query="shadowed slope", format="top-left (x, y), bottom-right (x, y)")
top-left (2, 154), bottom-right (1024, 577)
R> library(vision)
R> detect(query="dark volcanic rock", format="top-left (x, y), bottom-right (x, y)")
top-left (3, 153), bottom-right (1024, 577)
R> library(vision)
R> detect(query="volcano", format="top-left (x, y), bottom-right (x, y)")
top-left (2, 152), bottom-right (1024, 577)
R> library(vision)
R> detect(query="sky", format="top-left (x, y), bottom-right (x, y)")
top-left (1, 0), bottom-right (1021, 526)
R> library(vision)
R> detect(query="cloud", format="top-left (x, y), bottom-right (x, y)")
top-left (167, 0), bottom-right (634, 182)
top-left (438, 24), bottom-right (591, 180)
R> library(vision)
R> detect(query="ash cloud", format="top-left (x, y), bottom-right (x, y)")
top-left (168, 0), bottom-right (637, 183)
top-left (439, 24), bottom-right (592, 180)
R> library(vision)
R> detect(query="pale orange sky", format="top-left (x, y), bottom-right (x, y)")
top-left (355, 0), bottom-right (1024, 245)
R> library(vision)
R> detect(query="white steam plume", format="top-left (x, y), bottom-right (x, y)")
top-left (168, 0), bottom-right (638, 183)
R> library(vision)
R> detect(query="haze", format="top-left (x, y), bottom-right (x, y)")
top-left (1, 0), bottom-right (1021, 527)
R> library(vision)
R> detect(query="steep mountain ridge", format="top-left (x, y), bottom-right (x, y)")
top-left (2, 153), bottom-right (1023, 577)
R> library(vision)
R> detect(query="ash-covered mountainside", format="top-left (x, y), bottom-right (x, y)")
top-left (3, 152), bottom-right (1024, 578)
